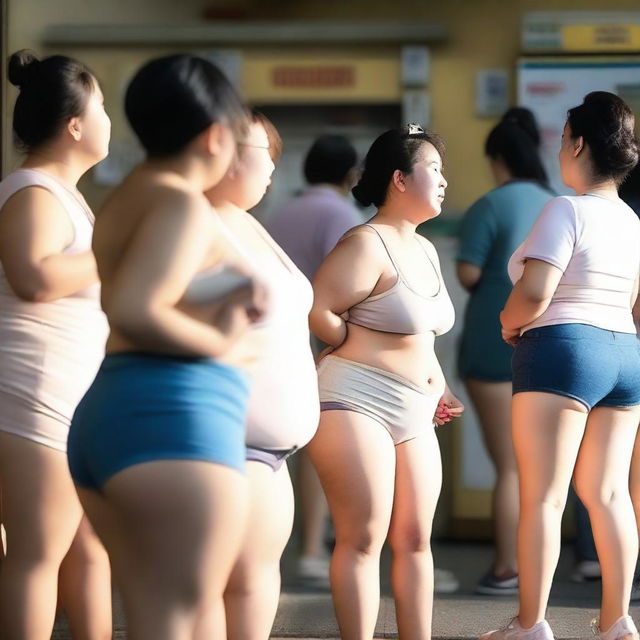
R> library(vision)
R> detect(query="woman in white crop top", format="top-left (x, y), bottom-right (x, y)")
top-left (481, 93), bottom-right (640, 640)
top-left (205, 111), bottom-right (319, 640)
top-left (0, 51), bottom-right (112, 639)
top-left (308, 126), bottom-right (464, 640)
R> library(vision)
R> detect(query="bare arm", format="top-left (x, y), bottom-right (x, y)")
top-left (310, 230), bottom-right (383, 347)
top-left (105, 192), bottom-right (253, 358)
top-left (500, 258), bottom-right (563, 333)
top-left (456, 261), bottom-right (482, 292)
top-left (0, 187), bottom-right (98, 302)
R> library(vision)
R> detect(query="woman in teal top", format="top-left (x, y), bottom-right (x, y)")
top-left (456, 108), bottom-right (553, 596)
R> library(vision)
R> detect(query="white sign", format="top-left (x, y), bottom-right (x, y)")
top-left (475, 69), bottom-right (509, 117)
top-left (401, 46), bottom-right (430, 87)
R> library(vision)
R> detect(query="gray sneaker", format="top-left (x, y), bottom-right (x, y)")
top-left (479, 618), bottom-right (554, 640)
top-left (475, 571), bottom-right (519, 596)
top-left (590, 615), bottom-right (639, 640)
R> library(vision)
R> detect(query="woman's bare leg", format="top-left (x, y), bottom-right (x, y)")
top-left (224, 461), bottom-right (295, 640)
top-left (78, 460), bottom-right (248, 640)
top-left (298, 450), bottom-right (330, 560)
top-left (388, 428), bottom-right (442, 640)
top-left (0, 432), bottom-right (84, 640)
top-left (307, 411), bottom-right (396, 640)
top-left (573, 405), bottom-right (640, 631)
top-left (58, 515), bottom-right (112, 640)
top-left (512, 393), bottom-right (588, 628)
top-left (466, 379), bottom-right (518, 575)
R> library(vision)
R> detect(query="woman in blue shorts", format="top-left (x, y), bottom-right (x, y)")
top-left (67, 55), bottom-right (261, 639)
top-left (481, 93), bottom-right (640, 640)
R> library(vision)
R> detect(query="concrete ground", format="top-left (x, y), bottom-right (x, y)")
top-left (52, 541), bottom-right (640, 639)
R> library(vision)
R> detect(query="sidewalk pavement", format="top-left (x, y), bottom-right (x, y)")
top-left (53, 541), bottom-right (640, 639)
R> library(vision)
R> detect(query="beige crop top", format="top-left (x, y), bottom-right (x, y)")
top-left (346, 225), bottom-right (455, 336)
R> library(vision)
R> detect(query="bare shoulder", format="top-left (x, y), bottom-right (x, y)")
top-left (1, 184), bottom-right (68, 219)
top-left (325, 225), bottom-right (391, 270)
top-left (0, 185), bottom-right (72, 240)
top-left (102, 169), bottom-right (214, 232)
top-left (336, 223), bottom-right (387, 254)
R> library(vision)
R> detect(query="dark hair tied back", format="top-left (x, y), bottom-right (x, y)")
top-left (8, 49), bottom-right (95, 152)
top-left (485, 106), bottom-right (548, 187)
top-left (352, 124), bottom-right (444, 208)
top-left (8, 49), bottom-right (40, 88)
top-left (501, 107), bottom-right (541, 146)
top-left (567, 91), bottom-right (639, 185)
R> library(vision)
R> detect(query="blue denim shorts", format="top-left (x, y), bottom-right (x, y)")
top-left (512, 323), bottom-right (640, 410)
top-left (68, 353), bottom-right (249, 490)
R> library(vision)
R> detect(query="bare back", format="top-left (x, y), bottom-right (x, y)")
top-left (95, 166), bottom-right (239, 357)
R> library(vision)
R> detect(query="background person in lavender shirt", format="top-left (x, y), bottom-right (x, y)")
top-left (267, 134), bottom-right (362, 584)
top-left (267, 134), bottom-right (362, 283)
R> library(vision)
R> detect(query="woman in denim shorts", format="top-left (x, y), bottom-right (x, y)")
top-left (481, 92), bottom-right (640, 640)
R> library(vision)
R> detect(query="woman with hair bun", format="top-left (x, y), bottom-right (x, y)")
top-left (456, 107), bottom-right (553, 595)
top-left (0, 49), bottom-right (112, 639)
top-left (67, 55), bottom-right (261, 639)
top-left (481, 92), bottom-right (640, 640)
top-left (307, 124), bottom-right (463, 640)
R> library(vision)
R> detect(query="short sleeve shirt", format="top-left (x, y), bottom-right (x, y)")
top-left (508, 194), bottom-right (640, 334)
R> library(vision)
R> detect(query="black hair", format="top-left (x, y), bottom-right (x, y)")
top-left (303, 135), bottom-right (357, 186)
top-left (352, 125), bottom-right (444, 208)
top-left (485, 107), bottom-right (548, 186)
top-left (125, 54), bottom-right (247, 158)
top-left (8, 49), bottom-right (96, 152)
top-left (567, 91), bottom-right (639, 185)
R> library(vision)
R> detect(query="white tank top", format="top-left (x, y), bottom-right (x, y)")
top-left (0, 169), bottom-right (108, 423)
top-left (218, 211), bottom-right (320, 451)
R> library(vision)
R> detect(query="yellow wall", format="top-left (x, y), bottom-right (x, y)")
top-left (241, 49), bottom-right (400, 104)
top-left (6, 0), bottom-right (640, 213)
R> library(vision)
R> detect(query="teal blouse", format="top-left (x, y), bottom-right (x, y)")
top-left (457, 180), bottom-right (553, 380)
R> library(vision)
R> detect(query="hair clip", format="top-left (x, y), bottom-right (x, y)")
top-left (407, 123), bottom-right (425, 135)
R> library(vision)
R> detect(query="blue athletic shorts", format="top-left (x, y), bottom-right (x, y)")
top-left (68, 352), bottom-right (250, 490)
top-left (512, 323), bottom-right (640, 410)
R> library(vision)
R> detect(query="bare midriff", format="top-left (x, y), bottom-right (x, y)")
top-left (332, 321), bottom-right (445, 394)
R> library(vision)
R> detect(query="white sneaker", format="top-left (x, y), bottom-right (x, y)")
top-left (297, 555), bottom-right (330, 584)
top-left (434, 567), bottom-right (460, 594)
top-left (590, 615), bottom-right (639, 640)
top-left (479, 618), bottom-right (554, 640)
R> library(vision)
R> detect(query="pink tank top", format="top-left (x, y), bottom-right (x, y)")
top-left (0, 169), bottom-right (108, 425)
top-left (218, 212), bottom-right (320, 451)
top-left (347, 225), bottom-right (455, 336)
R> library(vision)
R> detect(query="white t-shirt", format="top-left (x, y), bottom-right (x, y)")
top-left (508, 194), bottom-right (640, 334)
